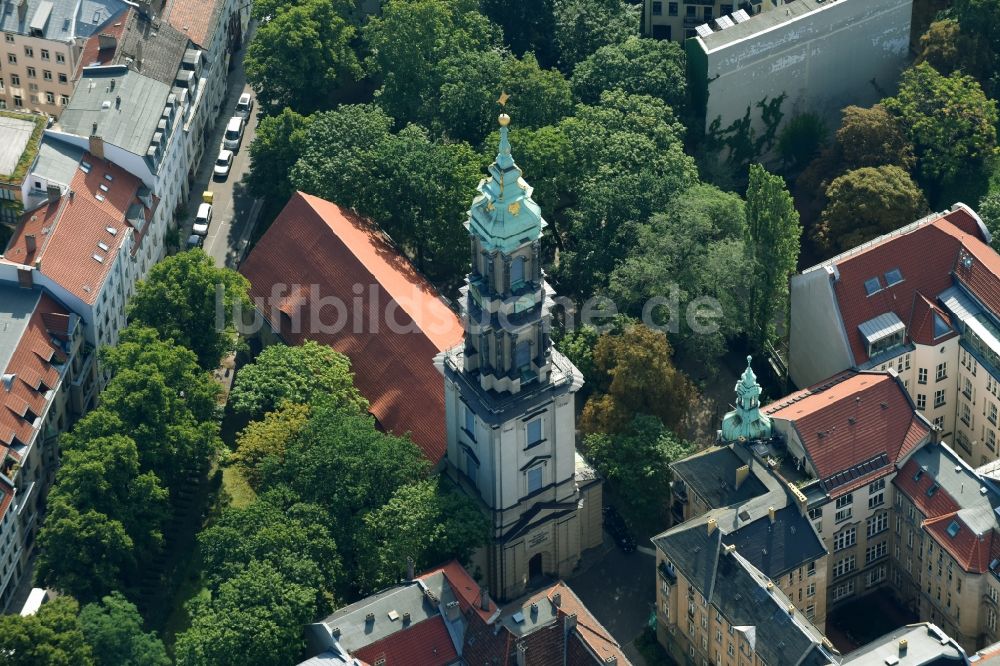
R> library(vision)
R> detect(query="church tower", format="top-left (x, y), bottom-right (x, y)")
top-left (439, 104), bottom-right (601, 601)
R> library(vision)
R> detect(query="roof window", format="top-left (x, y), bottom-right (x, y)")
top-left (947, 520), bottom-right (960, 538)
top-left (864, 277), bottom-right (881, 296)
top-left (933, 313), bottom-right (951, 339)
top-left (884, 268), bottom-right (903, 286)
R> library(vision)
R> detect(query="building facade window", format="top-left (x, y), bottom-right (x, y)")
top-left (832, 581), bottom-right (855, 601)
top-left (833, 555), bottom-right (856, 578)
top-left (936, 362), bottom-right (948, 381)
top-left (868, 479), bottom-right (885, 508)
top-left (668, 1), bottom-right (677, 15)
top-left (867, 565), bottom-right (887, 587)
top-left (934, 389), bottom-right (946, 408)
top-left (834, 527), bottom-right (856, 552)
top-left (463, 403), bottom-right (476, 440)
top-left (57, 73), bottom-right (66, 83)
top-left (918, 368), bottom-right (928, 384)
top-left (917, 393), bottom-right (926, 410)
top-left (527, 418), bottom-right (542, 447)
top-left (866, 541), bottom-right (887, 564)
top-left (867, 512), bottom-right (888, 537)
top-left (6, 53), bottom-right (14, 65)
top-left (527, 466), bottom-right (543, 494)
top-left (42, 69), bottom-right (50, 81)
top-left (55, 53), bottom-right (64, 63)
top-left (652, 0), bottom-right (662, 15)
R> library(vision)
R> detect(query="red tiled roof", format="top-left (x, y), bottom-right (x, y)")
top-left (161, 0), bottom-right (222, 48)
top-left (2, 154), bottom-right (148, 305)
top-left (0, 293), bottom-right (69, 454)
top-left (908, 292), bottom-right (956, 347)
top-left (353, 615), bottom-right (458, 666)
top-left (542, 582), bottom-right (629, 666)
top-left (239, 192), bottom-right (464, 465)
top-left (824, 208), bottom-right (987, 365)
top-left (765, 372), bottom-right (930, 494)
top-left (924, 513), bottom-right (996, 573)
top-left (77, 9), bottom-right (130, 75)
top-left (421, 560), bottom-right (497, 623)
top-left (893, 458), bottom-right (962, 518)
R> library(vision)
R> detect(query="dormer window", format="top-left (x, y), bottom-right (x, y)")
top-left (859, 312), bottom-right (905, 358)
top-left (947, 520), bottom-right (960, 538)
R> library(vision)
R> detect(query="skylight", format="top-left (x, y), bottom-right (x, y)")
top-left (947, 520), bottom-right (961, 538)
top-left (884, 268), bottom-right (903, 286)
top-left (864, 277), bottom-right (881, 296)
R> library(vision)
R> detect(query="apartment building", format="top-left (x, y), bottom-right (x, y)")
top-left (789, 204), bottom-right (1000, 469)
top-left (0, 0), bottom-right (129, 117)
top-left (643, 0), bottom-right (778, 41)
top-left (0, 283), bottom-right (84, 610)
top-left (685, 0), bottom-right (911, 147)
top-left (0, 145), bottom-right (161, 392)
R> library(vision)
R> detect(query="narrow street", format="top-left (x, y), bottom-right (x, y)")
top-left (184, 22), bottom-right (262, 269)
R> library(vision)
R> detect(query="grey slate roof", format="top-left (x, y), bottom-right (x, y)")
top-left (907, 442), bottom-right (1000, 535)
top-left (115, 10), bottom-right (189, 86)
top-left (722, 504), bottom-right (826, 580)
top-left (840, 622), bottom-right (967, 664)
top-left (31, 136), bottom-right (82, 187)
top-left (0, 0), bottom-right (126, 42)
top-left (58, 66), bottom-right (170, 156)
top-left (0, 284), bottom-right (41, 375)
top-left (671, 446), bottom-right (768, 509)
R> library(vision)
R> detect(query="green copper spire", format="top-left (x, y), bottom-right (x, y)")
top-left (465, 102), bottom-right (546, 253)
top-left (720, 356), bottom-right (772, 442)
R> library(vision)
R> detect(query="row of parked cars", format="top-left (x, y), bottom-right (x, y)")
top-left (188, 92), bottom-right (254, 249)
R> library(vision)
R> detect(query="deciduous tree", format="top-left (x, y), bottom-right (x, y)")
top-left (571, 35), bottom-right (686, 113)
top-left (815, 166), bottom-right (927, 252)
top-left (79, 593), bottom-right (170, 666)
top-left (0, 596), bottom-right (94, 666)
top-left (247, 108), bottom-right (312, 206)
top-left (834, 104), bottom-right (915, 172)
top-left (230, 341), bottom-right (366, 420)
top-left (233, 402), bottom-right (311, 489)
top-left (481, 0), bottom-right (557, 66)
top-left (777, 113), bottom-right (827, 172)
top-left (128, 252), bottom-right (251, 370)
top-left (744, 164), bottom-right (800, 353)
top-left (552, 0), bottom-right (639, 71)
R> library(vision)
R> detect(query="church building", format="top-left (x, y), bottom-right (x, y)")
top-left (438, 108), bottom-right (603, 602)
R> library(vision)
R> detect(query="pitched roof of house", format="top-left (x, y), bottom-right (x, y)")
top-left (353, 615), bottom-right (457, 666)
top-left (161, 0), bottom-right (223, 48)
top-left (76, 8), bottom-right (129, 70)
top-left (78, 8), bottom-right (190, 86)
top-left (804, 206), bottom-right (989, 366)
top-left (239, 192), bottom-right (464, 464)
top-left (0, 285), bottom-right (73, 459)
top-left (1, 152), bottom-right (152, 304)
top-left (671, 445), bottom-right (768, 510)
top-left (765, 371), bottom-right (930, 496)
top-left (893, 443), bottom-right (1000, 573)
top-left (908, 292), bottom-right (957, 347)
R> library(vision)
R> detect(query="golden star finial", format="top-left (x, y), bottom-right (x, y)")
top-left (497, 91), bottom-right (510, 107)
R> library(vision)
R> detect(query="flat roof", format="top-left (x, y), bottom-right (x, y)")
top-left (0, 114), bottom-right (40, 179)
top-left (696, 0), bottom-right (826, 52)
top-left (0, 285), bottom-right (41, 376)
top-left (58, 67), bottom-right (170, 156)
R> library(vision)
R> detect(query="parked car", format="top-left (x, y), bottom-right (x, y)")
top-left (222, 116), bottom-right (244, 152)
top-left (213, 149), bottom-right (233, 180)
top-left (192, 202), bottom-right (213, 236)
top-left (235, 92), bottom-right (253, 119)
top-left (186, 233), bottom-right (204, 250)
top-left (603, 505), bottom-right (636, 553)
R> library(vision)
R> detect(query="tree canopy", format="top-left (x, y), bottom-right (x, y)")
top-left (833, 104), bottom-right (915, 172)
top-left (229, 341), bottom-right (367, 420)
top-left (78, 593), bottom-right (170, 666)
top-left (815, 166), bottom-right (927, 253)
top-left (571, 35), bottom-right (686, 113)
top-left (127, 251), bottom-right (251, 370)
top-left (552, 0), bottom-right (639, 71)
top-left (580, 323), bottom-right (696, 435)
top-left (481, 0), bottom-right (557, 66)
top-left (246, 108), bottom-right (312, 206)
top-left (0, 597), bottom-right (94, 666)
top-left (233, 402), bottom-right (311, 489)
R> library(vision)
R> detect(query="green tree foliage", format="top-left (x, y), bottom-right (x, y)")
top-left (608, 185), bottom-right (750, 370)
top-left (815, 166), bottom-right (928, 253)
top-left (580, 324), bottom-right (695, 435)
top-left (481, 0), bottom-right (557, 66)
top-left (883, 63), bottom-right (998, 200)
top-left (833, 104), bottom-right (916, 172)
top-left (247, 108), bottom-right (312, 205)
top-left (127, 251), bottom-right (251, 370)
top-left (0, 597), bottom-right (94, 666)
top-left (233, 402), bottom-right (310, 489)
top-left (356, 477), bottom-right (489, 592)
top-left (916, 19), bottom-right (963, 75)
top-left (229, 341), bottom-right (367, 420)
top-left (292, 107), bottom-right (482, 285)
top-left (78, 593), bottom-right (170, 666)
top-left (571, 35), bottom-right (686, 113)
top-left (558, 325), bottom-right (599, 383)
top-left (363, 0), bottom-right (500, 127)
top-left (744, 164), bottom-right (800, 353)
top-left (777, 113), bottom-right (827, 172)
top-left (978, 191), bottom-right (1000, 251)
top-left (245, 0), bottom-right (361, 115)
top-left (500, 53), bottom-right (574, 130)
top-left (552, 0), bottom-right (639, 71)
top-left (583, 415), bottom-right (691, 521)
top-left (952, 0), bottom-right (1000, 95)
top-left (198, 489), bottom-right (343, 607)
top-left (174, 561), bottom-right (317, 666)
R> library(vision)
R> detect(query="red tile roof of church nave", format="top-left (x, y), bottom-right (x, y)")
top-left (765, 371), bottom-right (929, 496)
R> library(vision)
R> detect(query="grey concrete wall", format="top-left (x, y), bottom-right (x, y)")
top-left (699, 0), bottom-right (912, 150)
top-left (788, 267), bottom-right (855, 389)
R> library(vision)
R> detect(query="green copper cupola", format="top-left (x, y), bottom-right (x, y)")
top-left (466, 111), bottom-right (547, 254)
top-left (720, 356), bottom-right (772, 442)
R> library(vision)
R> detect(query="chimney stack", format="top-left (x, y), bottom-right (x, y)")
top-left (899, 639), bottom-right (908, 657)
top-left (735, 464), bottom-right (749, 490)
top-left (98, 33), bottom-right (117, 50)
top-left (768, 507), bottom-right (776, 524)
top-left (445, 600), bottom-right (461, 622)
top-left (480, 586), bottom-right (490, 611)
top-left (46, 183), bottom-right (60, 204)
top-left (564, 612), bottom-right (577, 632)
top-left (89, 134), bottom-right (104, 161)
top-left (405, 556), bottom-right (414, 581)
top-left (24, 234), bottom-right (36, 253)
top-left (707, 518), bottom-right (718, 535)
top-left (552, 592), bottom-right (561, 608)
top-left (516, 643), bottom-right (527, 666)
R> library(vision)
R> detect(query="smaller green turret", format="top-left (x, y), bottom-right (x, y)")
top-left (720, 356), bottom-right (772, 442)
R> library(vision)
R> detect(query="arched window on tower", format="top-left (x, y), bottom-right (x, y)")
top-left (510, 255), bottom-right (526, 290)
top-left (516, 339), bottom-right (531, 372)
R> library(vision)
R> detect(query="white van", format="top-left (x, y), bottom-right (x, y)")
top-left (222, 116), bottom-right (244, 151)
top-left (193, 202), bottom-right (213, 236)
